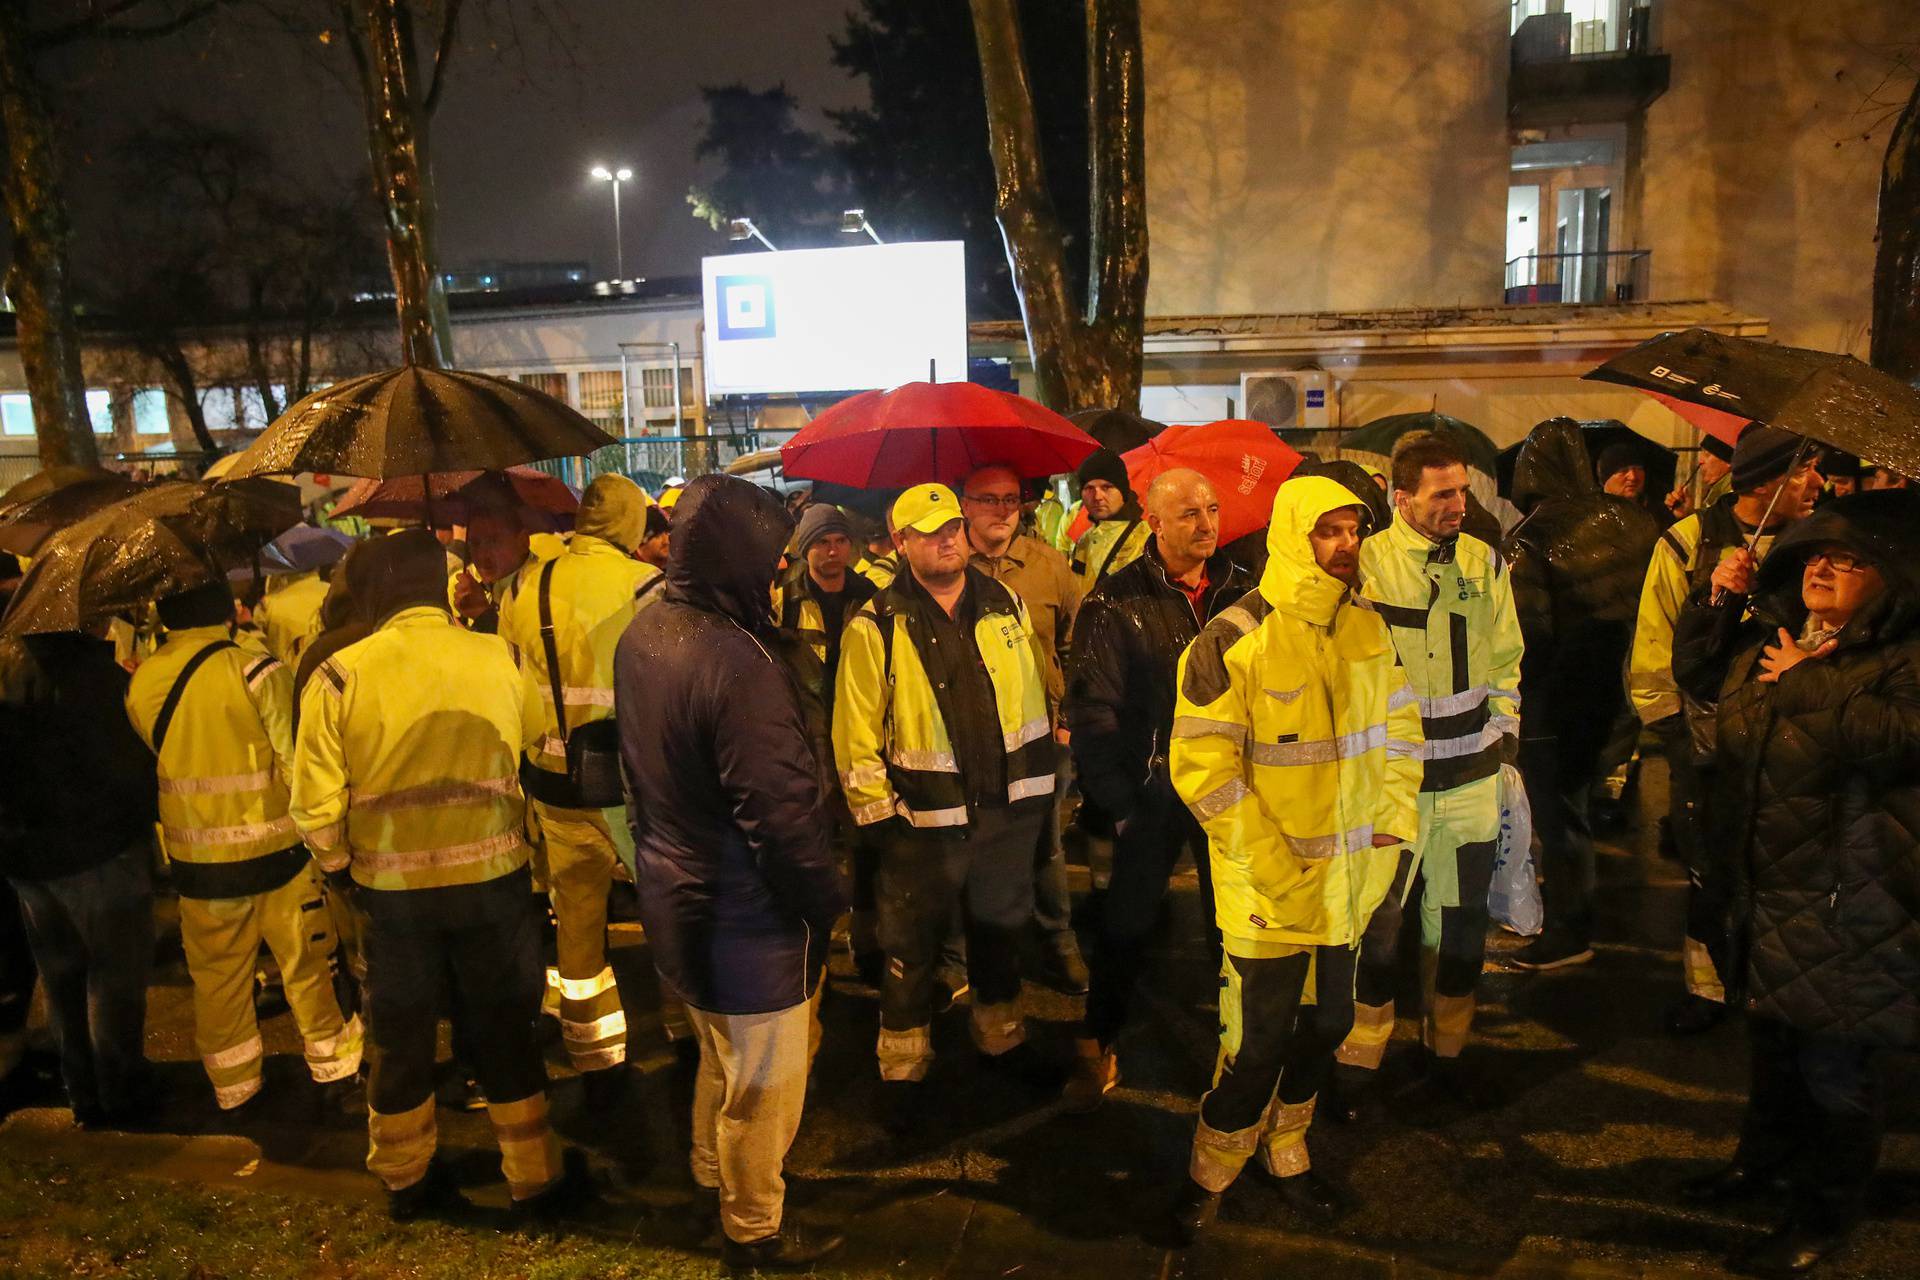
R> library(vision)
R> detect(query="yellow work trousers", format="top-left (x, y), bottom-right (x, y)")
top-left (532, 799), bottom-right (630, 1072)
top-left (177, 862), bottom-right (361, 1109)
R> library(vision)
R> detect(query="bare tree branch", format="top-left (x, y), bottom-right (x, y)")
top-left (32, 0), bottom-right (223, 49)
top-left (420, 0), bottom-right (463, 115)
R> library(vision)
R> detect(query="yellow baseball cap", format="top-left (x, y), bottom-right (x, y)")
top-left (890, 483), bottom-right (964, 534)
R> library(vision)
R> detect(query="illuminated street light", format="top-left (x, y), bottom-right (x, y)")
top-left (590, 163), bottom-right (634, 281)
top-left (840, 208), bottom-right (884, 244)
top-left (727, 217), bottom-right (779, 252)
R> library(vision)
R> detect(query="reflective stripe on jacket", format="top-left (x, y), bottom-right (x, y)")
top-left (855, 551), bottom-right (897, 590)
top-left (1170, 477), bottom-right (1425, 948)
top-left (291, 606), bottom-right (532, 891)
top-left (127, 626), bottom-right (301, 886)
top-left (1359, 515), bottom-right (1523, 793)
top-left (832, 572), bottom-right (1054, 830)
top-left (498, 535), bottom-right (662, 778)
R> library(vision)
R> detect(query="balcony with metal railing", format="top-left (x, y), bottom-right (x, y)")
top-left (1509, 4), bottom-right (1670, 126)
top-left (1503, 249), bottom-right (1651, 305)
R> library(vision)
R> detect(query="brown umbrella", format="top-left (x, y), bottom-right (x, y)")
top-left (216, 366), bottom-right (620, 481)
top-left (329, 467), bottom-right (581, 531)
top-left (1, 478), bottom-right (300, 638)
top-left (0, 467), bottom-right (141, 555)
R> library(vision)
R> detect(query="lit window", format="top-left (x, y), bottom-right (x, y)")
top-left (201, 388), bottom-right (243, 434)
top-left (87, 389), bottom-right (113, 435)
top-left (1, 394), bottom-right (32, 437)
top-left (577, 369), bottom-right (624, 429)
top-left (133, 389), bottom-right (171, 435)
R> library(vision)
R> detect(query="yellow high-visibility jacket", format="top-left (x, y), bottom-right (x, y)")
top-left (1628, 498), bottom-right (1772, 726)
top-left (1171, 477), bottom-right (1425, 948)
top-left (291, 606), bottom-right (533, 892)
top-left (833, 570), bottom-right (1054, 830)
top-left (254, 572), bottom-right (329, 668)
top-left (498, 535), bottom-right (662, 784)
top-left (1072, 516), bottom-right (1150, 591)
top-left (126, 626), bottom-right (306, 896)
top-left (1359, 512), bottom-right (1524, 794)
top-left (855, 550), bottom-right (898, 590)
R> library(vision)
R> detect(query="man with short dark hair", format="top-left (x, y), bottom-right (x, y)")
top-left (1061, 468), bottom-right (1253, 1112)
top-left (1337, 433), bottom-right (1524, 1110)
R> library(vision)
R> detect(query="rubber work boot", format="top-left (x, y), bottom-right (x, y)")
top-left (511, 1148), bottom-right (599, 1226)
top-left (1665, 994), bottom-right (1727, 1036)
top-left (1168, 1177), bottom-right (1221, 1248)
top-left (1062, 1038), bottom-right (1119, 1114)
top-left (1271, 1170), bottom-right (1347, 1225)
top-left (722, 1222), bottom-right (847, 1272)
top-left (388, 1158), bottom-right (472, 1223)
top-left (980, 1041), bottom-right (1063, 1091)
top-left (880, 1079), bottom-right (923, 1137)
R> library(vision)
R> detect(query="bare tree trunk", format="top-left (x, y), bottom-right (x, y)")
top-left (1083, 0), bottom-right (1148, 410)
top-left (243, 277), bottom-right (285, 420)
top-left (969, 0), bottom-right (1146, 413)
top-left (1872, 73), bottom-right (1920, 382)
top-left (155, 350), bottom-right (218, 454)
top-left (349, 0), bottom-right (454, 368)
top-left (0, 5), bottom-right (97, 468)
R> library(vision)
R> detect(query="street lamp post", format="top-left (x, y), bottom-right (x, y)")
top-left (590, 164), bottom-right (634, 281)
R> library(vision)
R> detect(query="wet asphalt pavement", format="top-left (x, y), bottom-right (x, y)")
top-left (7, 759), bottom-right (1919, 1278)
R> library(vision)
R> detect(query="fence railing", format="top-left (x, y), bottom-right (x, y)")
top-left (527, 435), bottom-right (761, 493)
top-left (1503, 249), bottom-right (1650, 304)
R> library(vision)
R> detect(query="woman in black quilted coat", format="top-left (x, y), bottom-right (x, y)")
top-left (1672, 488), bottom-right (1920, 1276)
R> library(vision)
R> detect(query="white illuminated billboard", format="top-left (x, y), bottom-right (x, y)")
top-left (701, 241), bottom-right (968, 397)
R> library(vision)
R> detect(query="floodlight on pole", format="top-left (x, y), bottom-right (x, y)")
top-left (727, 217), bottom-right (779, 252)
top-left (839, 208), bottom-right (884, 245)
top-left (590, 163), bottom-right (633, 281)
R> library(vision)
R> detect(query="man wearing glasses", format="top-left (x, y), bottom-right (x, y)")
top-left (962, 464), bottom-right (1090, 998)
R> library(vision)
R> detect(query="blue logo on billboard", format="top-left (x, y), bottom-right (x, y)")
top-left (717, 276), bottom-right (776, 340)
top-left (1306, 388), bottom-right (1325, 408)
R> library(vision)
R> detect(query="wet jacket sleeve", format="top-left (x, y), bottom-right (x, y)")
top-left (1376, 664), bottom-right (1424, 843)
top-left (290, 666), bottom-right (351, 873)
top-left (710, 641), bottom-right (848, 932)
top-left (1063, 594), bottom-right (1139, 823)
top-left (1170, 638), bottom-right (1305, 904)
top-left (1487, 551), bottom-right (1525, 760)
top-left (1671, 586), bottom-right (1750, 704)
top-left (832, 610), bottom-right (897, 826)
top-left (1505, 535), bottom-right (1554, 724)
top-left (1630, 528), bottom-right (1694, 725)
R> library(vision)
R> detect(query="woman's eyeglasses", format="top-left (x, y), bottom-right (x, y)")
top-left (1807, 549), bottom-right (1869, 575)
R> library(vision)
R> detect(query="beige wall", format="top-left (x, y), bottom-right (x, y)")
top-left (1143, 0), bottom-right (1512, 317)
top-left (1639, 0), bottom-right (1915, 355)
top-left (1145, 0), bottom-right (1917, 361)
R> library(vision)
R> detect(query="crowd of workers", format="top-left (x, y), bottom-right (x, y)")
top-left (0, 416), bottom-right (1915, 1276)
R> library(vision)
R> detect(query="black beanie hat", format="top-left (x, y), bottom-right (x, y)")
top-left (1731, 425), bottom-right (1807, 493)
top-left (157, 580), bottom-right (235, 631)
top-left (1700, 433), bottom-right (1734, 464)
top-left (1595, 442), bottom-right (1644, 482)
top-left (1075, 448), bottom-right (1131, 498)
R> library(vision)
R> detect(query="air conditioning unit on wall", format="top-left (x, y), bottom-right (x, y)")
top-left (1240, 369), bottom-right (1336, 430)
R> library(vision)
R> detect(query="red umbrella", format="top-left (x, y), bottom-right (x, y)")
top-left (1119, 419), bottom-right (1302, 546)
top-left (780, 381), bottom-right (1099, 488)
top-left (1644, 391), bottom-right (1750, 447)
top-left (330, 467), bottom-right (581, 531)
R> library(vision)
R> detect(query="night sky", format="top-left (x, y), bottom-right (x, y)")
top-left (51, 0), bottom-right (864, 288)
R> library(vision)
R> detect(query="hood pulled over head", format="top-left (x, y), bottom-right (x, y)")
top-left (1754, 488), bottom-right (1920, 636)
top-left (574, 473), bottom-right (652, 554)
top-left (1260, 475), bottom-right (1367, 626)
top-left (667, 474), bottom-right (794, 630)
top-left (1511, 417), bottom-right (1598, 511)
top-left (349, 528), bottom-right (449, 625)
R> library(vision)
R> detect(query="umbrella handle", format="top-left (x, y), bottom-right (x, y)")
top-left (1709, 436), bottom-right (1812, 606)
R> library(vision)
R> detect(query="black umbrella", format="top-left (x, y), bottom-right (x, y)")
top-left (0, 467), bottom-right (141, 555)
top-left (1, 479), bottom-right (300, 637)
top-left (1584, 328), bottom-right (1920, 477)
top-left (1069, 408), bottom-right (1164, 456)
top-left (217, 366), bottom-right (620, 481)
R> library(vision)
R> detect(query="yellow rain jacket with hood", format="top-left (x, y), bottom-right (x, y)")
top-left (1171, 477), bottom-right (1424, 952)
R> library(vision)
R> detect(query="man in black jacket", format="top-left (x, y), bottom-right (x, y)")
top-left (1061, 468), bottom-right (1253, 1112)
top-left (614, 475), bottom-right (848, 1272)
top-left (0, 628), bottom-right (159, 1127)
